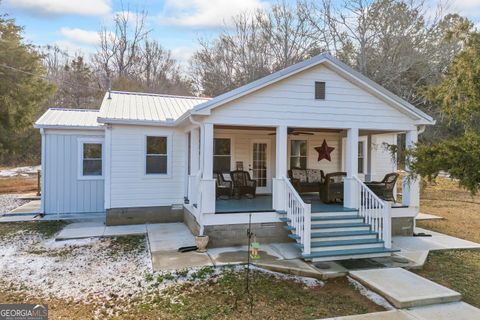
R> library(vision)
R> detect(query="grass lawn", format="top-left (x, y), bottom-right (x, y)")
top-left (0, 176), bottom-right (38, 194)
top-left (0, 221), bottom-right (385, 320)
top-left (119, 268), bottom-right (384, 320)
top-left (412, 177), bottom-right (480, 307)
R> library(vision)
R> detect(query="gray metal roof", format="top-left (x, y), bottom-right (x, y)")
top-left (192, 53), bottom-right (434, 124)
top-left (98, 91), bottom-right (210, 124)
top-left (34, 108), bottom-right (101, 129)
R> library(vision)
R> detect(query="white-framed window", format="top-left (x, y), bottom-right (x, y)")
top-left (290, 140), bottom-right (307, 169)
top-left (146, 136), bottom-right (168, 175)
top-left (78, 138), bottom-right (104, 180)
top-left (213, 138), bottom-right (231, 173)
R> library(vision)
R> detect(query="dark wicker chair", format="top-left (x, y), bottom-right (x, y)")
top-left (365, 173), bottom-right (399, 202)
top-left (214, 172), bottom-right (232, 199)
top-left (319, 172), bottom-right (347, 203)
top-left (230, 170), bottom-right (257, 199)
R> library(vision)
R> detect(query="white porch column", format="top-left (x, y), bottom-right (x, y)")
top-left (190, 127), bottom-right (200, 174)
top-left (344, 128), bottom-right (359, 208)
top-left (402, 129), bottom-right (419, 207)
top-left (200, 123), bottom-right (215, 214)
top-left (273, 125), bottom-right (288, 210)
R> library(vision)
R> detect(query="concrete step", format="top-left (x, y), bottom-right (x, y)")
top-left (310, 238), bottom-right (384, 252)
top-left (303, 247), bottom-right (397, 262)
top-left (349, 268), bottom-right (462, 308)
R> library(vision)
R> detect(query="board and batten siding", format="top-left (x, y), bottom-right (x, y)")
top-left (44, 130), bottom-right (105, 213)
top-left (108, 125), bottom-right (186, 209)
top-left (207, 65), bottom-right (417, 131)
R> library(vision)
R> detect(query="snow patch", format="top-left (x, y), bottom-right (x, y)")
top-left (0, 165), bottom-right (40, 177)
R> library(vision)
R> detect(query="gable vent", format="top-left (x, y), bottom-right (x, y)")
top-left (315, 81), bottom-right (326, 100)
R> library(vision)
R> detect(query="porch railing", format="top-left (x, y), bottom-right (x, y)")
top-left (353, 176), bottom-right (392, 248)
top-left (283, 177), bottom-right (311, 255)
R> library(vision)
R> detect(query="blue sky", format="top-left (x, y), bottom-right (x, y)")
top-left (3, 0), bottom-right (480, 64)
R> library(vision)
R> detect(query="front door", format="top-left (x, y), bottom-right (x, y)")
top-left (250, 140), bottom-right (271, 194)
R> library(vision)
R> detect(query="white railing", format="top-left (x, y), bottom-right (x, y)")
top-left (353, 176), bottom-right (392, 248)
top-left (282, 177), bottom-right (312, 255)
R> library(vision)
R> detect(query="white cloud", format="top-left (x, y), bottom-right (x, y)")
top-left (60, 28), bottom-right (100, 46)
top-left (171, 46), bottom-right (198, 65)
top-left (160, 0), bottom-right (268, 28)
top-left (5, 0), bottom-right (111, 17)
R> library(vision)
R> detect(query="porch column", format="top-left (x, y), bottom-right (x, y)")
top-left (402, 129), bottom-right (419, 207)
top-left (273, 125), bottom-right (288, 210)
top-left (190, 127), bottom-right (200, 174)
top-left (344, 128), bottom-right (359, 208)
top-left (200, 123), bottom-right (215, 214)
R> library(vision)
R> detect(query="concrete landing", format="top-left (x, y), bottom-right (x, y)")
top-left (323, 310), bottom-right (414, 320)
top-left (147, 223), bottom-right (195, 252)
top-left (56, 222), bottom-right (146, 240)
top-left (415, 213), bottom-right (443, 221)
top-left (349, 268), bottom-right (461, 308)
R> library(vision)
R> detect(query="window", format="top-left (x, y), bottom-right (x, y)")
top-left (81, 142), bottom-right (102, 177)
top-left (213, 138), bottom-right (231, 172)
top-left (290, 140), bottom-right (307, 169)
top-left (315, 81), bottom-right (326, 100)
top-left (146, 136), bottom-right (168, 174)
top-left (358, 141), bottom-right (364, 174)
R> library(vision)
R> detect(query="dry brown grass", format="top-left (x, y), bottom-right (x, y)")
top-left (419, 177), bottom-right (480, 243)
top-left (0, 176), bottom-right (38, 194)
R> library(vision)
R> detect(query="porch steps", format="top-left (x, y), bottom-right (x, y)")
top-left (277, 209), bottom-right (397, 262)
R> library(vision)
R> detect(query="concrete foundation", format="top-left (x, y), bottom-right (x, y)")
top-left (183, 208), bottom-right (200, 236)
top-left (392, 217), bottom-right (414, 236)
top-left (106, 206), bottom-right (183, 226)
top-left (204, 222), bottom-right (292, 247)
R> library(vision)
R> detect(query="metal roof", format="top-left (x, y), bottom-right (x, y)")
top-left (192, 53), bottom-right (434, 125)
top-left (34, 108), bottom-right (102, 129)
top-left (98, 91), bottom-right (210, 125)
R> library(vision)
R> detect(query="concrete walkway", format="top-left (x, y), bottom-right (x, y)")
top-left (392, 227), bottom-right (480, 268)
top-left (415, 213), bottom-right (443, 221)
top-left (324, 302), bottom-right (480, 319)
top-left (349, 268), bottom-right (461, 308)
top-left (56, 221), bottom-right (146, 240)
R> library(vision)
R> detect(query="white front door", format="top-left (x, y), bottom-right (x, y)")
top-left (250, 140), bottom-right (271, 194)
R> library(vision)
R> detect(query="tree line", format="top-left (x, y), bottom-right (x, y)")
top-left (1, 0), bottom-right (479, 194)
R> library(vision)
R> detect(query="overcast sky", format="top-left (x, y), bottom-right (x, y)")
top-left (3, 0), bottom-right (480, 64)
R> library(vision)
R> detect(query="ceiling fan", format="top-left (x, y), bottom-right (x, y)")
top-left (268, 128), bottom-right (314, 136)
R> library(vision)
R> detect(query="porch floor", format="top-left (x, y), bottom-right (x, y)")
top-left (215, 194), bottom-right (356, 214)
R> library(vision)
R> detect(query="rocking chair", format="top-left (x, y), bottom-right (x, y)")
top-left (365, 172), bottom-right (399, 202)
top-left (230, 170), bottom-right (257, 199)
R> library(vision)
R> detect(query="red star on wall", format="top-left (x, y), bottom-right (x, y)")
top-left (315, 139), bottom-right (335, 162)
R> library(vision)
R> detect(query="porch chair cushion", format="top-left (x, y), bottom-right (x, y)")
top-left (288, 168), bottom-right (325, 194)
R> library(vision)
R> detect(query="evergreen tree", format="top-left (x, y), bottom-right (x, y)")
top-left (0, 12), bottom-right (55, 163)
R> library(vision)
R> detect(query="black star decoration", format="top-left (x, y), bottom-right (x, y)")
top-left (315, 139), bottom-right (335, 162)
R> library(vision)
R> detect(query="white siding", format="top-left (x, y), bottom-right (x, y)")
top-left (370, 133), bottom-right (397, 181)
top-left (109, 125), bottom-right (186, 208)
top-left (207, 65), bottom-right (416, 131)
top-left (44, 131), bottom-right (105, 213)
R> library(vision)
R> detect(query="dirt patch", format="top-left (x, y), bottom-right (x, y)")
top-left (0, 176), bottom-right (38, 194)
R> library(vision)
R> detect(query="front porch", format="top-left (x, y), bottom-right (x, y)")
top-left (215, 194), bottom-right (356, 214)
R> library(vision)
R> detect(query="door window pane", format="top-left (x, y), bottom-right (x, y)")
top-left (252, 143), bottom-right (267, 187)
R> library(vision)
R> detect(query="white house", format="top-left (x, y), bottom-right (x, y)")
top-left (34, 53), bottom-right (434, 261)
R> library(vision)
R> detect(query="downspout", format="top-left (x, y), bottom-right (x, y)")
top-left (188, 115), bottom-right (205, 235)
top-left (40, 128), bottom-right (46, 214)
